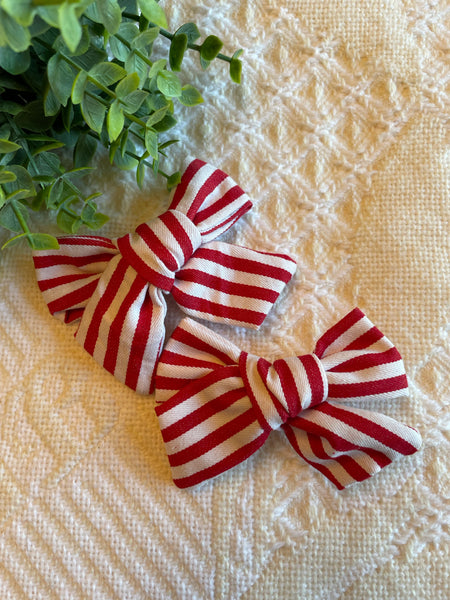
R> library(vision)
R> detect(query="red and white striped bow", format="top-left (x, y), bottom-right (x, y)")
top-left (155, 308), bottom-right (421, 489)
top-left (33, 158), bottom-right (296, 394)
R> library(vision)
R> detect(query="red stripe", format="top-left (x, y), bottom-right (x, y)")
top-left (192, 247), bottom-right (294, 282)
top-left (343, 326), bottom-right (384, 351)
top-left (102, 275), bottom-right (146, 376)
top-left (125, 290), bottom-right (155, 392)
top-left (155, 365), bottom-right (241, 416)
top-left (34, 252), bottom-right (115, 269)
top-left (168, 407), bottom-right (257, 467)
top-left (186, 168), bottom-right (229, 221)
top-left (172, 287), bottom-right (265, 326)
top-left (160, 210), bottom-right (194, 263)
top-left (117, 234), bottom-right (174, 291)
top-left (200, 202), bottom-right (252, 237)
top-left (328, 374), bottom-right (408, 399)
top-left (314, 308), bottom-right (364, 359)
top-left (274, 359), bottom-right (301, 417)
top-left (257, 357), bottom-right (290, 423)
top-left (328, 346), bottom-right (402, 372)
top-left (306, 430), bottom-right (371, 483)
top-left (194, 185), bottom-right (246, 225)
top-left (174, 269), bottom-right (280, 302)
top-left (65, 308), bottom-right (84, 323)
top-left (47, 278), bottom-right (98, 315)
top-left (82, 257), bottom-right (129, 355)
top-left (282, 425), bottom-right (344, 489)
top-left (37, 272), bottom-right (97, 292)
top-left (154, 375), bottom-right (195, 391)
top-left (364, 446), bottom-right (392, 468)
top-left (300, 354), bottom-right (326, 407)
top-left (158, 349), bottom-right (225, 370)
top-left (315, 403), bottom-right (418, 454)
top-left (169, 326), bottom-right (236, 366)
top-left (162, 387), bottom-right (247, 442)
top-left (169, 159), bottom-right (206, 211)
top-left (136, 221), bottom-right (178, 272)
top-left (239, 353), bottom-right (272, 431)
top-left (173, 430), bottom-right (269, 488)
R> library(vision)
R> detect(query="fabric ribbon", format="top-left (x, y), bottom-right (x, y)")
top-left (154, 308), bottom-right (422, 489)
top-left (33, 158), bottom-right (296, 394)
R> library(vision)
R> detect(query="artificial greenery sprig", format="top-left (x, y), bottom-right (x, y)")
top-left (0, 0), bottom-right (242, 250)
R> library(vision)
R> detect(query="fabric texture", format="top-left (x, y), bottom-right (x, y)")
top-left (155, 308), bottom-right (421, 489)
top-left (32, 157), bottom-right (296, 394)
top-left (0, 1), bottom-right (448, 599)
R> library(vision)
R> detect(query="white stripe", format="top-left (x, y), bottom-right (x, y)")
top-left (205, 241), bottom-right (297, 270)
top-left (40, 275), bottom-right (100, 307)
top-left (315, 435), bottom-right (382, 477)
top-left (174, 279), bottom-right (274, 314)
top-left (177, 307), bottom-right (262, 329)
top-left (326, 359), bottom-right (406, 386)
top-left (177, 318), bottom-right (241, 362)
top-left (322, 316), bottom-right (387, 357)
top-left (172, 162), bottom-right (217, 215)
top-left (328, 387), bottom-right (409, 402)
top-left (282, 357), bottom-right (312, 410)
top-left (244, 355), bottom-right (282, 429)
top-left (320, 345), bottom-right (395, 370)
top-left (162, 393), bottom-right (251, 455)
top-left (170, 420), bottom-right (263, 481)
top-left (158, 376), bottom-right (244, 428)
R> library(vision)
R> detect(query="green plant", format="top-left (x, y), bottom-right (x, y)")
top-left (0, 0), bottom-right (242, 250)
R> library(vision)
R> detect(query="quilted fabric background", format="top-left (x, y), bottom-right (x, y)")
top-left (0, 1), bottom-right (448, 598)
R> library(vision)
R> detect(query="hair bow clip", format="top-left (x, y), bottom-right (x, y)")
top-left (155, 308), bottom-right (422, 489)
top-left (33, 158), bottom-right (296, 393)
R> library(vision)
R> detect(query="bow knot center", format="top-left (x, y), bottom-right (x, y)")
top-left (116, 210), bottom-right (202, 290)
top-left (239, 352), bottom-right (328, 430)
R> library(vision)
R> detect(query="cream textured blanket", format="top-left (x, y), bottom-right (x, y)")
top-left (0, 1), bottom-right (448, 598)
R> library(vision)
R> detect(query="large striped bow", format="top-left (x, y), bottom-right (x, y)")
top-left (155, 308), bottom-right (421, 489)
top-left (33, 158), bottom-right (296, 394)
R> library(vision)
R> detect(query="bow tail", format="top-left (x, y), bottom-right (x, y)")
top-left (171, 241), bottom-right (297, 329)
top-left (74, 255), bottom-right (167, 394)
top-left (155, 365), bottom-right (269, 488)
top-left (33, 235), bottom-right (118, 323)
top-left (282, 401), bottom-right (422, 489)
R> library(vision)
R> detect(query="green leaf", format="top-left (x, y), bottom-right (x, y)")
top-left (230, 50), bottom-right (243, 84)
top-left (0, 100), bottom-right (23, 115)
top-left (175, 23), bottom-right (201, 44)
top-left (167, 171), bottom-right (181, 190)
top-left (97, 0), bottom-right (122, 35)
top-left (48, 52), bottom-right (77, 106)
top-left (81, 94), bottom-right (106, 134)
top-left (32, 141), bottom-right (65, 156)
top-left (200, 35), bottom-right (223, 61)
top-left (2, 165), bottom-right (35, 200)
top-left (74, 133), bottom-right (98, 168)
top-left (169, 33), bottom-right (188, 72)
top-left (145, 106), bottom-right (168, 128)
top-left (0, 46), bottom-right (30, 75)
top-left (2, 0), bottom-right (34, 27)
top-left (199, 55), bottom-right (211, 70)
top-left (0, 170), bottom-right (17, 184)
top-left (14, 100), bottom-right (57, 132)
top-left (47, 179), bottom-right (64, 209)
top-left (29, 232), bottom-right (60, 250)
top-left (178, 85), bottom-right (203, 107)
top-left (148, 58), bottom-right (166, 80)
top-left (89, 62), bottom-right (127, 87)
top-left (124, 52), bottom-right (149, 88)
top-left (152, 113), bottom-right (177, 132)
top-left (2, 232), bottom-right (28, 249)
top-left (0, 9), bottom-right (31, 52)
top-left (0, 200), bottom-right (28, 233)
top-left (71, 70), bottom-right (87, 105)
top-left (70, 45), bottom-right (107, 71)
top-left (44, 86), bottom-right (61, 116)
top-left (136, 160), bottom-right (145, 188)
top-left (116, 72), bottom-right (140, 98)
top-left (122, 89), bottom-right (148, 113)
top-left (157, 71), bottom-right (182, 98)
top-left (144, 128), bottom-right (158, 159)
top-left (58, 2), bottom-right (82, 53)
top-left (57, 205), bottom-right (79, 233)
top-left (84, 211), bottom-right (109, 229)
top-left (109, 23), bottom-right (139, 61)
top-left (107, 100), bottom-right (124, 142)
top-left (138, 0), bottom-right (168, 28)
top-left (132, 27), bottom-right (159, 50)
top-left (0, 140), bottom-right (21, 154)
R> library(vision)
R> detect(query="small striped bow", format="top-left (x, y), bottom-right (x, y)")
top-left (33, 158), bottom-right (296, 394)
top-left (155, 308), bottom-right (421, 489)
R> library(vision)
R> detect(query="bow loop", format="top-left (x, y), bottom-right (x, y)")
top-left (155, 309), bottom-right (421, 489)
top-left (116, 210), bottom-right (202, 291)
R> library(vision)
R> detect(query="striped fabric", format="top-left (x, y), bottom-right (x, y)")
top-left (33, 158), bottom-right (296, 394)
top-left (154, 308), bottom-right (422, 489)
